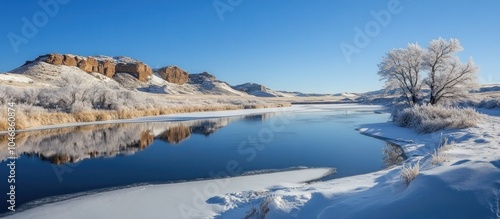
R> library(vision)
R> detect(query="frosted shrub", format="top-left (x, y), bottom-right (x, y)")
top-left (393, 104), bottom-right (481, 133)
top-left (431, 149), bottom-right (450, 165)
top-left (70, 101), bottom-right (92, 113)
top-left (431, 135), bottom-right (453, 164)
top-left (401, 161), bottom-right (420, 185)
top-left (0, 85), bottom-right (24, 104)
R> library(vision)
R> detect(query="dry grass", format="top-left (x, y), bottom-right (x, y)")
top-left (431, 136), bottom-right (453, 165)
top-left (431, 149), bottom-right (450, 165)
top-left (401, 161), bottom-right (420, 185)
top-left (0, 103), bottom-right (290, 131)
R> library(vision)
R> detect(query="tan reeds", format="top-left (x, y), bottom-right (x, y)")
top-left (1, 103), bottom-right (289, 131)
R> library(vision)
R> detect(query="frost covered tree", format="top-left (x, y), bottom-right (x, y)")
top-left (54, 74), bottom-right (93, 111)
top-left (378, 43), bottom-right (424, 105)
top-left (424, 38), bottom-right (478, 105)
top-left (378, 38), bottom-right (478, 105)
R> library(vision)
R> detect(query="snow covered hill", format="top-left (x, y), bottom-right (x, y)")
top-left (1, 54), bottom-right (345, 98)
top-left (232, 82), bottom-right (293, 97)
top-left (1, 55), bottom-right (249, 96)
top-left (232, 82), bottom-right (337, 98)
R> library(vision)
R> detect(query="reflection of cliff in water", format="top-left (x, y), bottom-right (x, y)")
top-left (243, 114), bottom-right (269, 122)
top-left (35, 129), bottom-right (156, 164)
top-left (0, 116), bottom-right (248, 164)
top-left (157, 113), bottom-right (283, 144)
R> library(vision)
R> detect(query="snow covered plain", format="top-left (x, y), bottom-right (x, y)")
top-left (4, 104), bottom-right (500, 218)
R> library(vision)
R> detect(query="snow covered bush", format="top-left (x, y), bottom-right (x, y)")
top-left (431, 135), bottom-right (453, 164)
top-left (0, 85), bottom-right (39, 105)
top-left (401, 161), bottom-right (420, 185)
top-left (392, 104), bottom-right (481, 133)
top-left (431, 148), bottom-right (450, 165)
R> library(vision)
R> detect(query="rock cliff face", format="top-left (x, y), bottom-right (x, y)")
top-left (45, 54), bottom-right (64, 65)
top-left (157, 66), bottom-right (189, 85)
top-left (115, 62), bottom-right (153, 82)
top-left (62, 54), bottom-right (77, 66)
top-left (77, 57), bottom-right (99, 73)
top-left (42, 53), bottom-right (153, 81)
top-left (98, 60), bottom-right (115, 78)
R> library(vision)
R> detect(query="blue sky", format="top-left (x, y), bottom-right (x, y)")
top-left (0, 0), bottom-right (499, 93)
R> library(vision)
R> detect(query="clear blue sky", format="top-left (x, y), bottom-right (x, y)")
top-left (1, 0), bottom-right (499, 93)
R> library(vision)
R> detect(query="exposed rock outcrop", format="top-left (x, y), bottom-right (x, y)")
top-left (115, 62), bottom-right (153, 82)
top-left (40, 53), bottom-right (157, 80)
top-left (157, 66), bottom-right (189, 85)
top-left (97, 60), bottom-right (115, 77)
top-left (62, 54), bottom-right (77, 66)
top-left (45, 54), bottom-right (64, 65)
top-left (37, 53), bottom-right (188, 84)
top-left (77, 57), bottom-right (99, 73)
top-left (43, 53), bottom-right (116, 77)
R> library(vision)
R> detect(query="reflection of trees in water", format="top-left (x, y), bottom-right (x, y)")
top-left (18, 126), bottom-right (157, 165)
top-left (383, 142), bottom-right (406, 167)
top-left (0, 117), bottom-right (243, 164)
top-left (0, 112), bottom-right (285, 164)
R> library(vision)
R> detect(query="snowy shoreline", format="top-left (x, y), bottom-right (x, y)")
top-left (208, 110), bottom-right (499, 218)
top-left (0, 104), bottom-right (293, 134)
top-left (5, 168), bottom-right (334, 219)
top-left (5, 104), bottom-right (499, 218)
top-left (2, 104), bottom-right (382, 134)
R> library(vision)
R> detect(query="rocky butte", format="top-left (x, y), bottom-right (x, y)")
top-left (157, 66), bottom-right (190, 85)
top-left (41, 53), bottom-right (153, 82)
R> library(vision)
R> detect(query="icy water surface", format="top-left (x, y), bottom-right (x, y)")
top-left (0, 104), bottom-right (404, 214)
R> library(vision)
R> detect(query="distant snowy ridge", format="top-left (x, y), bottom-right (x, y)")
top-left (232, 82), bottom-right (336, 98)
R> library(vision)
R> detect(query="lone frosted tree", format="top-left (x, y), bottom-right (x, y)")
top-left (378, 38), bottom-right (478, 105)
top-left (377, 43), bottom-right (424, 105)
top-left (424, 38), bottom-right (478, 105)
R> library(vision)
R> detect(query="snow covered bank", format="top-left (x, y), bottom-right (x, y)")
top-left (214, 111), bottom-right (500, 218)
top-left (13, 104), bottom-right (383, 133)
top-left (6, 168), bottom-right (333, 219)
